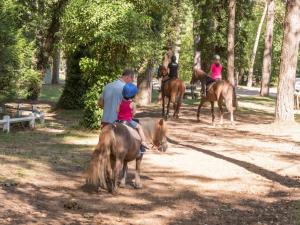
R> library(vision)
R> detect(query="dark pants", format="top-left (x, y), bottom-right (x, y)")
top-left (200, 76), bottom-right (220, 96)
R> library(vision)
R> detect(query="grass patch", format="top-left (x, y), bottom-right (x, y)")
top-left (39, 84), bottom-right (63, 102)
top-left (239, 95), bottom-right (275, 107)
top-left (184, 98), bottom-right (199, 106)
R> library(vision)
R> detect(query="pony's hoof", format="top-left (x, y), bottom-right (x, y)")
top-left (134, 183), bottom-right (143, 189)
top-left (196, 118), bottom-right (200, 122)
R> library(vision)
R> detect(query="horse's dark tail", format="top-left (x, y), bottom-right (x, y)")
top-left (85, 125), bottom-right (116, 192)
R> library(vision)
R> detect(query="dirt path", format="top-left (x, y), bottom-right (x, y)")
top-left (0, 91), bottom-right (300, 225)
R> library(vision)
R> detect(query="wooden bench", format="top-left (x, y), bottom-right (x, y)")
top-left (0, 104), bottom-right (45, 133)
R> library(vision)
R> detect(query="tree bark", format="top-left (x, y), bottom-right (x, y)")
top-left (36, 0), bottom-right (69, 77)
top-left (194, 35), bottom-right (201, 69)
top-left (51, 48), bottom-right (60, 84)
top-left (275, 0), bottom-right (300, 123)
top-left (227, 0), bottom-right (236, 86)
top-left (173, 0), bottom-right (181, 63)
top-left (260, 0), bottom-right (275, 96)
top-left (137, 62), bottom-right (153, 106)
top-left (247, 2), bottom-right (268, 87)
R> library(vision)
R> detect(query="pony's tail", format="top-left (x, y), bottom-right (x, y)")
top-left (85, 125), bottom-right (116, 191)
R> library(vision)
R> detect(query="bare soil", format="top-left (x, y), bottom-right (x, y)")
top-left (0, 89), bottom-right (299, 225)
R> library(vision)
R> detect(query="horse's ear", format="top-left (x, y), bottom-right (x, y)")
top-left (159, 118), bottom-right (164, 126)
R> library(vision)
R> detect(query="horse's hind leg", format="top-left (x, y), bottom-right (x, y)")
top-left (211, 101), bottom-right (215, 126)
top-left (162, 94), bottom-right (165, 117)
top-left (119, 162), bottom-right (128, 188)
top-left (218, 99), bottom-right (224, 125)
top-left (111, 158), bottom-right (122, 193)
top-left (134, 157), bottom-right (143, 189)
top-left (197, 99), bottom-right (205, 122)
top-left (225, 97), bottom-right (234, 124)
top-left (166, 97), bottom-right (171, 119)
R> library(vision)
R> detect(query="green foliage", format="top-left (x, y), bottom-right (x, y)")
top-left (0, 0), bottom-right (40, 100)
top-left (178, 0), bottom-right (194, 81)
top-left (20, 69), bottom-right (42, 100)
top-left (59, 0), bottom-right (171, 128)
top-left (57, 50), bottom-right (88, 109)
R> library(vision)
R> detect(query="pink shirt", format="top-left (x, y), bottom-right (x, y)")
top-left (118, 99), bottom-right (133, 121)
top-left (211, 63), bottom-right (222, 80)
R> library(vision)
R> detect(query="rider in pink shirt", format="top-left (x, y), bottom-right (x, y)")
top-left (200, 55), bottom-right (222, 97)
top-left (210, 55), bottom-right (222, 80)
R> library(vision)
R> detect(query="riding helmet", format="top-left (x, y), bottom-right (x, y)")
top-left (213, 54), bottom-right (220, 60)
top-left (122, 83), bottom-right (138, 99)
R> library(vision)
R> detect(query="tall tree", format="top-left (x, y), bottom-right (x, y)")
top-left (260, 0), bottom-right (275, 96)
top-left (51, 48), bottom-right (60, 84)
top-left (247, 2), bottom-right (268, 87)
top-left (36, 0), bottom-right (69, 77)
top-left (275, 0), bottom-right (300, 122)
top-left (136, 61), bottom-right (154, 106)
top-left (227, 0), bottom-right (236, 86)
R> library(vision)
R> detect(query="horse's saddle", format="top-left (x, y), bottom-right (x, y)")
top-left (206, 81), bottom-right (216, 92)
top-left (114, 120), bottom-right (141, 142)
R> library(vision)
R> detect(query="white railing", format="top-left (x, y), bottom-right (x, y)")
top-left (0, 107), bottom-right (45, 133)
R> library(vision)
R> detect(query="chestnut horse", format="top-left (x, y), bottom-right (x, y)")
top-left (85, 118), bottom-right (167, 193)
top-left (191, 68), bottom-right (236, 125)
top-left (159, 53), bottom-right (186, 119)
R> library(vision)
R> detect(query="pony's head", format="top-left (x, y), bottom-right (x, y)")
top-left (190, 68), bottom-right (206, 84)
top-left (153, 119), bottom-right (168, 152)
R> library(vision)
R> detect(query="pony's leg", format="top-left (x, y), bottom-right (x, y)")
top-left (197, 99), bottom-right (205, 122)
top-left (211, 101), bottom-right (215, 126)
top-left (135, 157), bottom-right (143, 189)
top-left (218, 99), bottom-right (224, 125)
top-left (119, 162), bottom-right (128, 188)
top-left (112, 158), bottom-right (122, 193)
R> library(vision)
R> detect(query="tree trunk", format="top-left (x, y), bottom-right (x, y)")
top-left (260, 0), bottom-right (275, 96)
top-left (137, 62), bottom-right (153, 106)
top-left (36, 0), bottom-right (69, 78)
top-left (51, 48), bottom-right (60, 84)
top-left (247, 2), bottom-right (268, 87)
top-left (194, 35), bottom-right (201, 69)
top-left (173, 0), bottom-right (181, 63)
top-left (275, 0), bottom-right (300, 123)
top-left (227, 0), bottom-right (236, 86)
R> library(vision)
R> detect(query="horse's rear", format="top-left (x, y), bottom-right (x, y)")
top-left (85, 119), bottom-right (168, 193)
top-left (208, 80), bottom-right (236, 123)
top-left (85, 124), bottom-right (137, 193)
top-left (162, 78), bottom-right (186, 119)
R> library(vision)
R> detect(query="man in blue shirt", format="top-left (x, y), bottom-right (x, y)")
top-left (98, 69), bottom-right (135, 128)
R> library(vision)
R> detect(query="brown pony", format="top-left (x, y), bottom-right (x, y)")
top-left (159, 54), bottom-right (186, 119)
top-left (85, 118), bottom-right (167, 193)
top-left (190, 68), bottom-right (236, 125)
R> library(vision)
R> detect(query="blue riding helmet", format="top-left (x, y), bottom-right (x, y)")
top-left (122, 83), bottom-right (138, 99)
